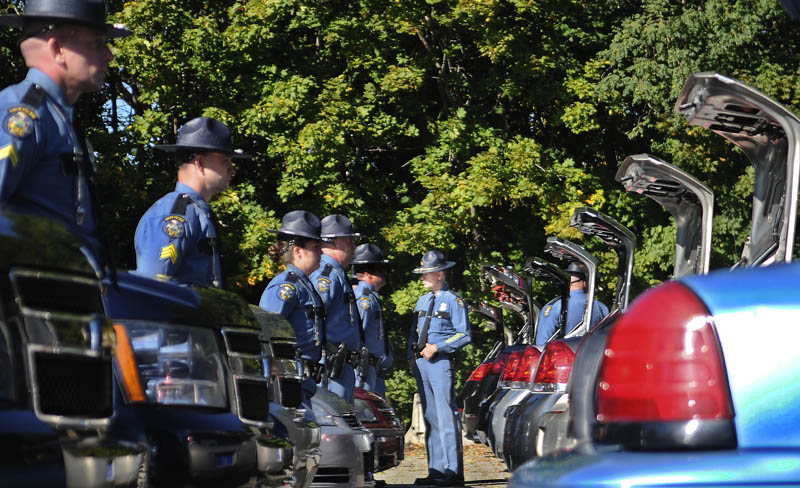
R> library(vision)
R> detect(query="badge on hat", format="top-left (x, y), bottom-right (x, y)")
top-left (359, 296), bottom-right (371, 310)
top-left (4, 107), bottom-right (35, 138)
top-left (543, 305), bottom-right (552, 317)
top-left (162, 215), bottom-right (186, 239)
top-left (317, 277), bottom-right (331, 294)
top-left (279, 283), bottom-right (296, 301)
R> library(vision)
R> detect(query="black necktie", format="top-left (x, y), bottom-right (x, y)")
top-left (417, 294), bottom-right (436, 350)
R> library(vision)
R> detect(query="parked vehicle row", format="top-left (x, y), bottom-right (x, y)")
top-left (465, 72), bottom-right (800, 487)
top-left (1, 208), bottom-right (403, 487)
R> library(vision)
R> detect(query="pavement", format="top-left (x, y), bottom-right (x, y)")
top-left (375, 443), bottom-right (510, 487)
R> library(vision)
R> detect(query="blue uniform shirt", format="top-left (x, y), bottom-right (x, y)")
top-left (0, 68), bottom-right (101, 257)
top-left (409, 285), bottom-right (471, 358)
top-left (134, 182), bottom-right (223, 288)
top-left (259, 264), bottom-right (323, 362)
top-left (535, 289), bottom-right (609, 344)
top-left (310, 254), bottom-right (362, 350)
top-left (355, 280), bottom-right (388, 361)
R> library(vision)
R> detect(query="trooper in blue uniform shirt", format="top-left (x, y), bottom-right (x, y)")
top-left (0, 0), bottom-right (131, 265)
top-left (352, 243), bottom-right (394, 397)
top-left (134, 117), bottom-right (250, 288)
top-left (310, 214), bottom-right (363, 405)
top-left (409, 250), bottom-right (471, 488)
top-left (535, 262), bottom-right (609, 344)
top-left (259, 210), bottom-right (325, 408)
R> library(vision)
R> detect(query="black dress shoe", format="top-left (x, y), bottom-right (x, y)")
top-left (431, 474), bottom-right (465, 487)
top-left (414, 472), bottom-right (444, 485)
top-left (375, 480), bottom-right (387, 488)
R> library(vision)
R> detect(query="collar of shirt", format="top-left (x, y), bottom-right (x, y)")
top-left (25, 68), bottom-right (72, 119)
top-left (286, 263), bottom-right (306, 278)
top-left (320, 253), bottom-right (344, 274)
top-left (569, 289), bottom-right (586, 298)
top-left (174, 182), bottom-right (209, 210)
top-left (359, 280), bottom-right (375, 293)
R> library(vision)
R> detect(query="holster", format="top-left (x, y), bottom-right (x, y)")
top-left (302, 360), bottom-right (325, 383)
top-left (326, 343), bottom-right (347, 379)
top-left (358, 346), bottom-right (371, 373)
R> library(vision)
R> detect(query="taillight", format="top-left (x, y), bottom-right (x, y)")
top-left (491, 351), bottom-right (510, 375)
top-left (531, 340), bottom-right (575, 393)
top-left (595, 282), bottom-right (733, 423)
top-left (510, 346), bottom-right (541, 386)
top-left (467, 362), bottom-right (491, 382)
top-left (498, 349), bottom-right (524, 387)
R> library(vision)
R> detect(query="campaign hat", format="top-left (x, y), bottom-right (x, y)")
top-left (0, 0), bottom-right (133, 39)
top-left (352, 243), bottom-right (393, 265)
top-left (320, 214), bottom-right (361, 239)
top-left (155, 117), bottom-right (250, 159)
top-left (269, 210), bottom-right (323, 241)
top-left (412, 249), bottom-right (455, 274)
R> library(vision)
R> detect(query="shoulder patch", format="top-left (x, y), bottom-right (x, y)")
top-left (456, 297), bottom-right (465, 308)
top-left (279, 283), bottom-right (296, 301)
top-left (543, 305), bottom-right (552, 317)
top-left (359, 296), bottom-right (371, 310)
top-left (317, 277), bottom-right (331, 294)
top-left (170, 194), bottom-right (191, 215)
top-left (162, 215), bottom-right (186, 239)
top-left (4, 107), bottom-right (36, 138)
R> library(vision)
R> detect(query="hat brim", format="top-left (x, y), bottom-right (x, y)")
top-left (267, 229), bottom-right (329, 242)
top-left (154, 144), bottom-right (251, 159)
top-left (321, 232), bottom-right (362, 239)
top-left (352, 259), bottom-right (395, 266)
top-left (0, 15), bottom-right (133, 38)
top-left (412, 261), bottom-right (455, 274)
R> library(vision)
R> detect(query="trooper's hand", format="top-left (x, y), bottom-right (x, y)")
top-left (421, 342), bottom-right (438, 360)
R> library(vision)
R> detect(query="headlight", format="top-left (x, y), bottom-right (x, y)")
top-left (114, 322), bottom-right (227, 408)
top-left (354, 398), bottom-right (378, 422)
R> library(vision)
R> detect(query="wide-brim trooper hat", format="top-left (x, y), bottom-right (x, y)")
top-left (412, 249), bottom-right (456, 274)
top-left (352, 243), bottom-right (394, 266)
top-left (268, 210), bottom-right (324, 241)
top-left (0, 0), bottom-right (133, 39)
top-left (565, 262), bottom-right (586, 280)
top-left (320, 214), bottom-right (361, 239)
top-left (154, 117), bottom-right (251, 159)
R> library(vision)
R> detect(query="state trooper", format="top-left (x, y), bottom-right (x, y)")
top-left (352, 243), bottom-right (394, 397)
top-left (535, 261), bottom-right (609, 344)
top-left (409, 250), bottom-right (471, 487)
top-left (134, 117), bottom-right (250, 288)
top-left (0, 0), bottom-right (131, 266)
top-left (259, 210), bottom-right (325, 409)
top-left (310, 214), bottom-right (364, 405)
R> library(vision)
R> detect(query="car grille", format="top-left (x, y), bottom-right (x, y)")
top-left (33, 350), bottom-right (112, 418)
top-left (236, 377), bottom-right (269, 422)
top-left (224, 330), bottom-right (263, 356)
top-left (12, 271), bottom-right (103, 316)
top-left (313, 467), bottom-right (350, 484)
top-left (278, 377), bottom-right (301, 408)
top-left (269, 338), bottom-right (297, 359)
top-left (378, 407), bottom-right (396, 423)
top-left (341, 412), bottom-right (361, 428)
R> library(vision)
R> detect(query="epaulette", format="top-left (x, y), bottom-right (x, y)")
top-left (360, 287), bottom-right (371, 297)
top-left (170, 194), bottom-right (191, 214)
top-left (322, 263), bottom-right (333, 277)
top-left (20, 84), bottom-right (45, 108)
top-left (285, 271), bottom-right (299, 283)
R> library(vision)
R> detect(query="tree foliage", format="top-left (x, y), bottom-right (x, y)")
top-left (2, 0), bottom-right (798, 424)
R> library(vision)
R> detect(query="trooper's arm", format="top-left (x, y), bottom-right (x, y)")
top-left (0, 100), bottom-right (42, 202)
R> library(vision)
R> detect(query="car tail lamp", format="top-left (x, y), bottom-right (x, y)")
top-left (491, 351), bottom-right (510, 375)
top-left (114, 321), bottom-right (227, 408)
top-left (595, 281), bottom-right (733, 422)
top-left (531, 340), bottom-right (574, 393)
top-left (498, 349), bottom-right (524, 388)
top-left (467, 362), bottom-right (491, 383)
top-left (510, 346), bottom-right (541, 387)
top-left (593, 281), bottom-right (736, 449)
